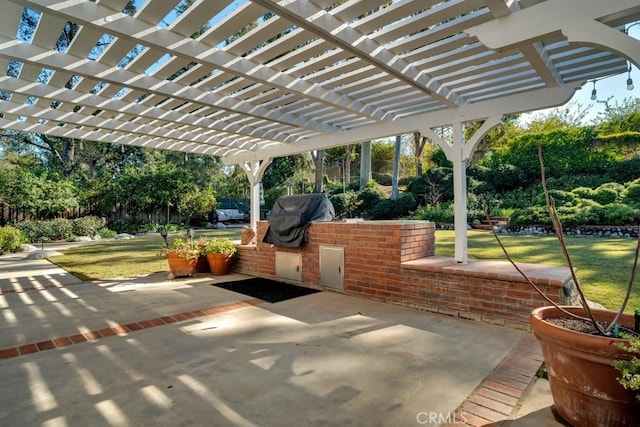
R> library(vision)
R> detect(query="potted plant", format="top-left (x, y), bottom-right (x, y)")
top-left (492, 145), bottom-right (640, 426)
top-left (165, 236), bottom-right (201, 278)
top-left (613, 330), bottom-right (640, 402)
top-left (203, 237), bottom-right (237, 275)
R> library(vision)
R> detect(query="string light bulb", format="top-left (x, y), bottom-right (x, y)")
top-left (627, 63), bottom-right (634, 91)
top-left (590, 81), bottom-right (597, 100)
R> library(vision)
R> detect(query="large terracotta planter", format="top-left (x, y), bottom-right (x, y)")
top-left (207, 253), bottom-right (233, 275)
top-left (195, 255), bottom-right (210, 273)
top-left (531, 306), bottom-right (639, 427)
top-left (166, 250), bottom-right (197, 277)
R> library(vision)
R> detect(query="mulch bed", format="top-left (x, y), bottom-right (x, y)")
top-left (211, 277), bottom-right (320, 303)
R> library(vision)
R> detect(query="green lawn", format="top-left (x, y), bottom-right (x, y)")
top-left (51, 228), bottom-right (640, 312)
top-left (51, 228), bottom-right (243, 281)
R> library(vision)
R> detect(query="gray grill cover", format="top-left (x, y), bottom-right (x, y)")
top-left (262, 194), bottom-right (335, 247)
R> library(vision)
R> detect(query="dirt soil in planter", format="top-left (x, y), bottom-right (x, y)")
top-left (547, 317), bottom-right (640, 338)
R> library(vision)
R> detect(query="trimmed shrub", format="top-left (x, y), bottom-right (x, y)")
top-left (97, 228), bottom-right (117, 239)
top-left (106, 218), bottom-right (145, 234)
top-left (488, 164), bottom-right (526, 193)
top-left (0, 226), bottom-right (23, 254)
top-left (399, 176), bottom-right (417, 187)
top-left (603, 203), bottom-right (639, 225)
top-left (16, 219), bottom-right (74, 242)
top-left (72, 216), bottom-right (104, 237)
top-left (329, 191), bottom-right (358, 218)
top-left (591, 187), bottom-right (619, 205)
top-left (534, 189), bottom-right (578, 207)
top-left (571, 187), bottom-right (595, 199)
top-left (369, 193), bottom-right (415, 219)
top-left (372, 172), bottom-right (392, 186)
top-left (414, 203), bottom-right (454, 224)
top-left (556, 206), bottom-right (602, 226)
top-left (407, 167), bottom-right (454, 203)
top-left (48, 219), bottom-right (75, 241)
top-left (510, 207), bottom-right (551, 226)
top-left (598, 182), bottom-right (625, 193)
top-left (357, 186), bottom-right (385, 217)
top-left (500, 187), bottom-right (540, 209)
top-left (623, 183), bottom-right (640, 208)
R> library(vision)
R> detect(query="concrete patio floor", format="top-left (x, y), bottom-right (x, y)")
top-left (0, 245), bottom-right (562, 426)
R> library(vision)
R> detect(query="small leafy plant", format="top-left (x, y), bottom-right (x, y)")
top-left (203, 238), bottom-right (237, 256)
top-left (613, 331), bottom-right (640, 402)
top-left (167, 236), bottom-right (202, 260)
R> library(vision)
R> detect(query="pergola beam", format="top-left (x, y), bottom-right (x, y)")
top-left (222, 83), bottom-right (580, 164)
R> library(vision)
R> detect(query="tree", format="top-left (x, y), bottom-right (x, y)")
top-left (524, 101), bottom-right (590, 133)
top-left (39, 178), bottom-right (80, 219)
top-left (412, 131), bottom-right (429, 177)
top-left (262, 154), bottom-right (311, 190)
top-left (177, 186), bottom-right (216, 225)
top-left (597, 97), bottom-right (640, 135)
top-left (311, 150), bottom-right (325, 193)
top-left (391, 135), bottom-right (401, 199)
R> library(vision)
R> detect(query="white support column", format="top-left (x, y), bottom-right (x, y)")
top-left (451, 123), bottom-right (468, 264)
top-left (238, 158), bottom-right (272, 231)
top-left (421, 116), bottom-right (503, 264)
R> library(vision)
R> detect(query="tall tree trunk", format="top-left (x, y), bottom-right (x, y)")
top-left (391, 135), bottom-right (401, 200)
top-left (61, 138), bottom-right (76, 176)
top-left (360, 141), bottom-right (371, 190)
top-left (344, 145), bottom-right (352, 187)
top-left (413, 132), bottom-right (427, 177)
top-left (313, 149), bottom-right (325, 193)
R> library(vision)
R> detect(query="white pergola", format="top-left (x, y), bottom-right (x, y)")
top-left (0, 0), bottom-right (639, 262)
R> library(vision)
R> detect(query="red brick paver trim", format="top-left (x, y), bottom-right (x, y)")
top-left (450, 334), bottom-right (544, 426)
top-left (0, 298), bottom-right (261, 360)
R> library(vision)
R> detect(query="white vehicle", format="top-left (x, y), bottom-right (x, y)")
top-left (214, 209), bottom-right (229, 223)
top-left (222, 209), bottom-right (246, 222)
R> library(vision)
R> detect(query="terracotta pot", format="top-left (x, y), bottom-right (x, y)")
top-left (531, 306), bottom-right (639, 427)
top-left (207, 253), bottom-right (233, 275)
top-left (195, 255), bottom-right (210, 273)
top-left (166, 250), bottom-right (197, 277)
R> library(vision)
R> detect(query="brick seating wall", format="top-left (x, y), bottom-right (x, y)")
top-left (232, 220), bottom-right (570, 330)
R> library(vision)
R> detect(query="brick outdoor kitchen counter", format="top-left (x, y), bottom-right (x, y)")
top-left (232, 220), bottom-right (572, 330)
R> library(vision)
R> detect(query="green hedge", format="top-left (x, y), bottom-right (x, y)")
top-left (17, 219), bottom-right (74, 243)
top-left (72, 216), bottom-right (104, 237)
top-left (0, 226), bottom-right (23, 254)
top-left (329, 191), bottom-right (358, 218)
top-left (369, 193), bottom-right (415, 220)
top-left (414, 203), bottom-right (455, 224)
top-left (16, 216), bottom-right (111, 242)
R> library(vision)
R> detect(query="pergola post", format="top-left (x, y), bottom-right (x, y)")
top-left (421, 116), bottom-right (503, 263)
top-left (239, 158), bottom-right (272, 231)
top-left (451, 123), bottom-right (468, 263)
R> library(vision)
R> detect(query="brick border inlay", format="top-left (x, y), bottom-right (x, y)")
top-left (446, 334), bottom-right (544, 426)
top-left (0, 298), bottom-right (261, 360)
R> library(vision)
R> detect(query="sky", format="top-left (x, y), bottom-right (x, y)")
top-left (523, 24), bottom-right (640, 125)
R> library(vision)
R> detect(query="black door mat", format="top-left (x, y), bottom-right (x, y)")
top-left (211, 278), bottom-right (320, 303)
